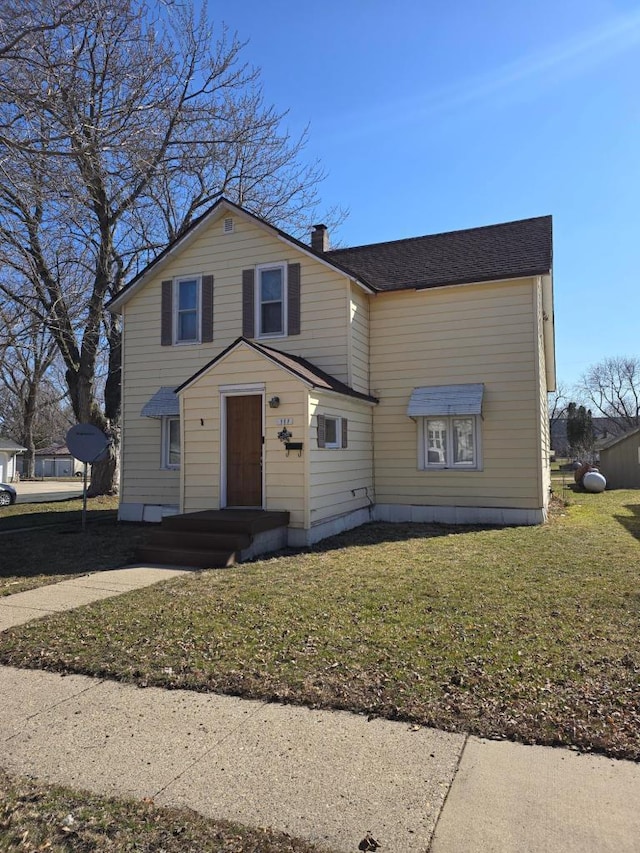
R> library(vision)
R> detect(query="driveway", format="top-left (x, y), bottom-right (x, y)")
top-left (13, 480), bottom-right (83, 504)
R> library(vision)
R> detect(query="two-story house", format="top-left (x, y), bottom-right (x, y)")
top-left (109, 198), bottom-right (554, 559)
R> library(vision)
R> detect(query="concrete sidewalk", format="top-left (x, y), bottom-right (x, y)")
top-left (1, 570), bottom-right (639, 851)
top-left (0, 566), bottom-right (190, 631)
top-left (1, 667), bottom-right (639, 853)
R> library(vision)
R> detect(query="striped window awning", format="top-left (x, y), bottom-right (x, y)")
top-left (407, 383), bottom-right (484, 417)
top-left (140, 386), bottom-right (179, 418)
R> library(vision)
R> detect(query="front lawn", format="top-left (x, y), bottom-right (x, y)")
top-left (1, 490), bottom-right (639, 759)
top-left (0, 768), bottom-right (328, 853)
top-left (0, 497), bottom-right (146, 596)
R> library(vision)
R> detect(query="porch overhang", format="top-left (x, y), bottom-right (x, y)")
top-left (407, 383), bottom-right (484, 418)
top-left (141, 386), bottom-right (179, 418)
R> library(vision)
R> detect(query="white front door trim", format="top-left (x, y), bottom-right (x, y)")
top-left (220, 385), bottom-right (265, 509)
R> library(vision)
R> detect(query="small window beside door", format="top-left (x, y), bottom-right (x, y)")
top-left (162, 417), bottom-right (180, 469)
top-left (317, 414), bottom-right (348, 448)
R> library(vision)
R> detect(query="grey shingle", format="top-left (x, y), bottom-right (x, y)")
top-left (325, 215), bottom-right (552, 292)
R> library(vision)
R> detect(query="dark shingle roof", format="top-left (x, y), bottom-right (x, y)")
top-left (325, 215), bottom-right (552, 292)
top-left (255, 341), bottom-right (378, 403)
top-left (177, 337), bottom-right (378, 404)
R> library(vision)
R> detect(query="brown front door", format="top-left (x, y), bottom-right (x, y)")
top-left (225, 394), bottom-right (263, 507)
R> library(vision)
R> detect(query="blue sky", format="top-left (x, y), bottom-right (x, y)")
top-left (208, 0), bottom-right (640, 389)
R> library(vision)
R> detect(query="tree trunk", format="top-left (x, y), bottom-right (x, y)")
top-left (22, 382), bottom-right (38, 478)
top-left (86, 427), bottom-right (120, 497)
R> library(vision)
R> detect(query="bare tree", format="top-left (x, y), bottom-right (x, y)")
top-left (548, 380), bottom-right (569, 421)
top-left (579, 356), bottom-right (640, 433)
top-left (0, 0), bottom-right (88, 56)
top-left (0, 299), bottom-right (70, 475)
top-left (0, 0), bottom-right (339, 495)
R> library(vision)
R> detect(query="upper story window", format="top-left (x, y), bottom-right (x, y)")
top-left (161, 275), bottom-right (213, 347)
top-left (175, 277), bottom-right (200, 343)
top-left (242, 263), bottom-right (300, 340)
top-left (256, 263), bottom-right (287, 337)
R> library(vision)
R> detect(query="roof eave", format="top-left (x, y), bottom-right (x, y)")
top-left (410, 269), bottom-right (552, 292)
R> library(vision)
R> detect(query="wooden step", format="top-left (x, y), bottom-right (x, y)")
top-left (137, 546), bottom-right (237, 569)
top-left (144, 529), bottom-right (252, 552)
top-left (162, 509), bottom-right (290, 535)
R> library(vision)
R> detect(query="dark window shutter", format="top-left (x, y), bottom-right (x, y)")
top-left (317, 414), bottom-right (326, 448)
top-left (201, 275), bottom-right (214, 342)
top-left (242, 269), bottom-right (255, 338)
top-left (161, 280), bottom-right (173, 346)
top-left (287, 262), bottom-right (301, 336)
top-left (341, 417), bottom-right (348, 448)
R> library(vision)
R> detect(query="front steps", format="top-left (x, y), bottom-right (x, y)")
top-left (136, 509), bottom-right (290, 568)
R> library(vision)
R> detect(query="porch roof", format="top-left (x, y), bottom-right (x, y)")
top-left (141, 386), bottom-right (180, 418)
top-left (176, 337), bottom-right (378, 404)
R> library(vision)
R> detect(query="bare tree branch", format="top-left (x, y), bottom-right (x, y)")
top-left (579, 356), bottom-right (640, 433)
top-left (0, 0), bottom-right (339, 494)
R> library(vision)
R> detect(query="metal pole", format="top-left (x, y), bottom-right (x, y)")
top-left (82, 462), bottom-right (88, 531)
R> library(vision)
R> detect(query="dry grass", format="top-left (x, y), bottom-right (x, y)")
top-left (0, 768), bottom-right (329, 852)
top-left (1, 489), bottom-right (639, 759)
top-left (0, 497), bottom-right (145, 596)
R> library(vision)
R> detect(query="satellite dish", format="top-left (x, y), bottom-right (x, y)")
top-left (66, 424), bottom-right (110, 463)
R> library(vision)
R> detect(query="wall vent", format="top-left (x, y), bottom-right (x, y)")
top-left (223, 217), bottom-right (234, 234)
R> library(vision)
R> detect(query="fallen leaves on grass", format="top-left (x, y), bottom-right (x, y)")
top-left (1, 490), bottom-right (639, 760)
top-left (0, 769), bottom-right (332, 852)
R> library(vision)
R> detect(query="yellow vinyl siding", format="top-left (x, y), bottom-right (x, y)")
top-left (308, 394), bottom-right (374, 524)
top-left (120, 211), bottom-right (350, 508)
top-left (370, 279), bottom-right (543, 510)
top-left (120, 380), bottom-right (183, 505)
top-left (123, 212), bottom-right (349, 379)
top-left (180, 345), bottom-right (307, 527)
top-left (535, 278), bottom-right (551, 509)
top-left (349, 283), bottom-right (370, 395)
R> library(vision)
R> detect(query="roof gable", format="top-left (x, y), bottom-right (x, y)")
top-left (599, 426), bottom-right (640, 451)
top-left (176, 337), bottom-right (378, 403)
top-left (108, 198), bottom-right (373, 312)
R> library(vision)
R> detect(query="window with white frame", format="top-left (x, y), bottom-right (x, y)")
top-left (174, 277), bottom-right (200, 343)
top-left (324, 415), bottom-right (341, 448)
top-left (317, 414), bottom-right (347, 449)
top-left (422, 416), bottom-right (478, 469)
top-left (256, 263), bottom-right (286, 337)
top-left (162, 417), bottom-right (180, 468)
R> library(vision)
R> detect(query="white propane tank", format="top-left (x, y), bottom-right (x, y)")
top-left (583, 471), bottom-right (606, 493)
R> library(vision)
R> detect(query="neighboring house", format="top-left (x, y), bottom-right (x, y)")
top-left (599, 428), bottom-right (640, 489)
top-left (550, 417), bottom-right (628, 457)
top-left (16, 444), bottom-right (84, 478)
top-left (0, 437), bottom-right (26, 482)
top-left (108, 198), bottom-right (555, 549)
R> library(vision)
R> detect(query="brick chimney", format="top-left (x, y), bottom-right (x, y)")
top-left (311, 224), bottom-right (329, 252)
